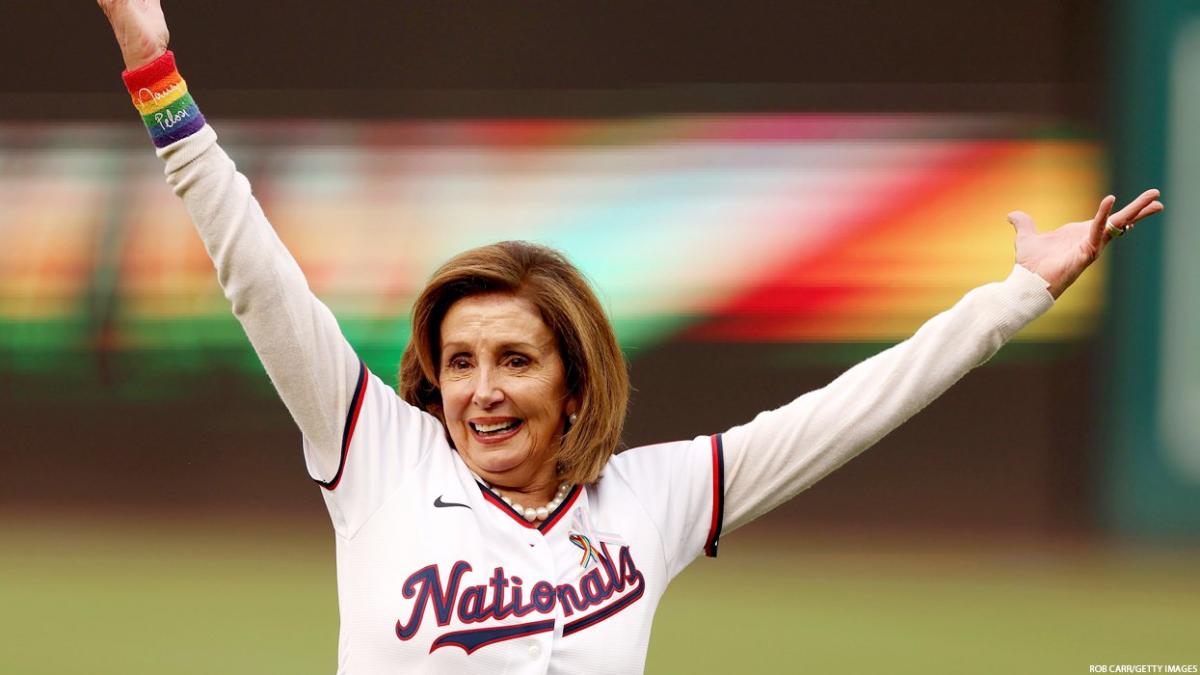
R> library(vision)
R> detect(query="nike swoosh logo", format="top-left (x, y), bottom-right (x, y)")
top-left (434, 496), bottom-right (471, 510)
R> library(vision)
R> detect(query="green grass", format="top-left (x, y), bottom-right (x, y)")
top-left (1, 518), bottom-right (337, 674)
top-left (651, 544), bottom-right (1199, 674)
top-left (2, 517), bottom-right (1197, 674)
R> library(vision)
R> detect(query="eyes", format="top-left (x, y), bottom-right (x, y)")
top-left (444, 352), bottom-right (532, 372)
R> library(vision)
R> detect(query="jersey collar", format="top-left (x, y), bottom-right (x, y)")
top-left (476, 481), bottom-right (581, 533)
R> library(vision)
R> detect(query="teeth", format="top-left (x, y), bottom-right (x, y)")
top-left (471, 420), bottom-right (520, 434)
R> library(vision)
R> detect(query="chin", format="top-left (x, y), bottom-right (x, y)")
top-left (465, 441), bottom-right (532, 477)
top-left (472, 453), bottom-right (525, 477)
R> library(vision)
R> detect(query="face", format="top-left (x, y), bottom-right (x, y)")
top-left (438, 292), bottom-right (577, 492)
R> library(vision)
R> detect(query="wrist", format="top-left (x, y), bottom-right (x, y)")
top-left (123, 46), bottom-right (167, 72)
top-left (122, 50), bottom-right (205, 148)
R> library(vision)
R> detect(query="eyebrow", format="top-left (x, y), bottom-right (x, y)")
top-left (441, 341), bottom-right (544, 355)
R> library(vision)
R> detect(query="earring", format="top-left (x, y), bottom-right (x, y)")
top-left (569, 413), bottom-right (578, 425)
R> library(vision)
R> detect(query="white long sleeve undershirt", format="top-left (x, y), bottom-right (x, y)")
top-left (159, 125), bottom-right (360, 481)
top-left (719, 263), bottom-right (1055, 532)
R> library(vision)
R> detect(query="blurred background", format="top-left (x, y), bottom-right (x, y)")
top-left (2, 0), bottom-right (1198, 672)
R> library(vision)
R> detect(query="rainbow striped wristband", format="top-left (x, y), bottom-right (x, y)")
top-left (121, 50), bottom-right (206, 148)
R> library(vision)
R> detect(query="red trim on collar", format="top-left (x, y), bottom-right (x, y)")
top-left (539, 486), bottom-right (581, 533)
top-left (477, 483), bottom-right (581, 533)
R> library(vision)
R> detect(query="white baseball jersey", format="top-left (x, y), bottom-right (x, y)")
top-left (314, 361), bottom-right (724, 673)
top-left (155, 122), bottom-right (1054, 674)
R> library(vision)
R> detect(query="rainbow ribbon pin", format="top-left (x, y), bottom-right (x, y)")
top-left (569, 533), bottom-right (600, 568)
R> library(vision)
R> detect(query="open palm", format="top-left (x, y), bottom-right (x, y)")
top-left (1008, 189), bottom-right (1163, 299)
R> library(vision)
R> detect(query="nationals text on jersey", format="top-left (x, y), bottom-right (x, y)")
top-left (396, 542), bottom-right (645, 653)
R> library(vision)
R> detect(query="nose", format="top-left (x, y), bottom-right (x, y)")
top-left (471, 366), bottom-right (505, 409)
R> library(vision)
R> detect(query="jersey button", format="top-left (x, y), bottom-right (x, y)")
top-left (528, 643), bottom-right (541, 658)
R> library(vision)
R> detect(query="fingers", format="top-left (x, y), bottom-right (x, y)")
top-left (1089, 195), bottom-right (1117, 246)
top-left (1109, 188), bottom-right (1161, 227)
top-left (1130, 200), bottom-right (1164, 225)
top-left (1102, 189), bottom-right (1164, 239)
top-left (1007, 211), bottom-right (1038, 238)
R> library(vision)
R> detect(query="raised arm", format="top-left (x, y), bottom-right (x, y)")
top-left (99, 0), bottom-right (361, 481)
top-left (719, 192), bottom-right (1163, 532)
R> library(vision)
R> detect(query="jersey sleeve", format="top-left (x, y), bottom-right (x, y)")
top-left (313, 365), bottom-right (451, 537)
top-left (605, 435), bottom-right (725, 579)
top-left (718, 264), bottom-right (1055, 533)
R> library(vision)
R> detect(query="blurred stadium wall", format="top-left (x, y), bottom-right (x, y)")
top-left (1, 0), bottom-right (1195, 542)
top-left (1105, 0), bottom-right (1200, 536)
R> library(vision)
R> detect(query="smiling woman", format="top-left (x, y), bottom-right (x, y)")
top-left (400, 241), bottom-right (630, 510)
top-left (94, 1), bottom-right (1164, 673)
top-left (436, 290), bottom-right (586, 512)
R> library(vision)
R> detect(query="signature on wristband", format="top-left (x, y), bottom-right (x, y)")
top-left (153, 106), bottom-right (190, 130)
top-left (137, 82), bottom-right (182, 108)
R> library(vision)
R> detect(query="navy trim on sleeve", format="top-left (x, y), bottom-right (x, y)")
top-left (316, 360), bottom-right (368, 491)
top-left (703, 433), bottom-right (726, 557)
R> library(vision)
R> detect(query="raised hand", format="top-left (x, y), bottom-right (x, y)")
top-left (97, 0), bottom-right (170, 71)
top-left (1007, 189), bottom-right (1164, 299)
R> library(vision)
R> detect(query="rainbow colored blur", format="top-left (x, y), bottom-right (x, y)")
top-left (0, 114), bottom-right (1102, 379)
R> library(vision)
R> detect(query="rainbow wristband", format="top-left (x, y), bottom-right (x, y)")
top-left (121, 50), bottom-right (206, 148)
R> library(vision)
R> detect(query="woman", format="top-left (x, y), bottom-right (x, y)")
top-left (99, 1), bottom-right (1163, 673)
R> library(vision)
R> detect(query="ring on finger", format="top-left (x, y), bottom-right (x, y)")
top-left (1104, 218), bottom-right (1127, 238)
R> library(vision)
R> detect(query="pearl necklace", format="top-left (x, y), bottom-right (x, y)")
top-left (499, 482), bottom-right (572, 522)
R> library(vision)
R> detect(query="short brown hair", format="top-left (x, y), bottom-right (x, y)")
top-left (399, 241), bottom-right (629, 485)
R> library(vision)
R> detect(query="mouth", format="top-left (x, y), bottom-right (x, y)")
top-left (468, 418), bottom-right (524, 443)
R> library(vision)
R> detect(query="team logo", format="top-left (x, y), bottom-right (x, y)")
top-left (394, 542), bottom-right (645, 654)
